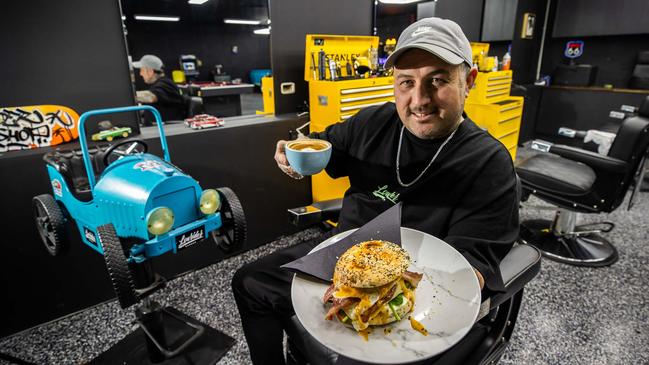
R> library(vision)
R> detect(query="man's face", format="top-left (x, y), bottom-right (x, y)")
top-left (139, 67), bottom-right (156, 84)
top-left (393, 49), bottom-right (477, 139)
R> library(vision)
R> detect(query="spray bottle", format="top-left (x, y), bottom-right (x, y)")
top-left (502, 44), bottom-right (512, 71)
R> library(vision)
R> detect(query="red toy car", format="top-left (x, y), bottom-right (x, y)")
top-left (184, 114), bottom-right (225, 130)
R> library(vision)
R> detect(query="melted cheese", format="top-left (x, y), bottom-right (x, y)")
top-left (409, 316), bottom-right (428, 336)
top-left (338, 280), bottom-right (411, 331)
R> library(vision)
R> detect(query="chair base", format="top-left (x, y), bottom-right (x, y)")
top-left (90, 306), bottom-right (235, 365)
top-left (520, 219), bottom-right (618, 267)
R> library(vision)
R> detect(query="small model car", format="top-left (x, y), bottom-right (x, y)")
top-left (33, 105), bottom-right (246, 309)
top-left (91, 126), bottom-right (132, 141)
top-left (184, 114), bottom-right (225, 130)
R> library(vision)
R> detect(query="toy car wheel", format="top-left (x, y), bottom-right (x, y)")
top-left (122, 132), bottom-right (128, 138)
top-left (97, 223), bottom-right (138, 309)
top-left (32, 194), bottom-right (68, 256)
top-left (211, 187), bottom-right (247, 253)
top-left (107, 136), bottom-right (113, 142)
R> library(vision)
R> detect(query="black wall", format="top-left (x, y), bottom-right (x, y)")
top-left (514, 0), bottom-right (649, 88)
top-left (541, 34), bottom-right (649, 88)
top-left (126, 21), bottom-right (271, 87)
top-left (377, 5), bottom-right (417, 41)
top-left (481, 0), bottom-right (517, 42)
top-left (269, 0), bottom-right (374, 114)
top-left (0, 0), bottom-right (139, 135)
top-left (434, 0), bottom-right (484, 41)
top-left (510, 0), bottom-right (551, 85)
top-left (552, 0), bottom-right (649, 38)
top-left (513, 0), bottom-right (649, 144)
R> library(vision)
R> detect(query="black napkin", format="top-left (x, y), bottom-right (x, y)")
top-left (281, 203), bottom-right (402, 282)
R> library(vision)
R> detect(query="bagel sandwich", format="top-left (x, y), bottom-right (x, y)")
top-left (323, 240), bottom-right (423, 336)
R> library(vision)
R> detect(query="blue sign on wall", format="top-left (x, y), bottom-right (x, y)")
top-left (564, 40), bottom-right (585, 59)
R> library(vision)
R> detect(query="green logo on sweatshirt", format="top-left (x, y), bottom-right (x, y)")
top-left (372, 185), bottom-right (400, 204)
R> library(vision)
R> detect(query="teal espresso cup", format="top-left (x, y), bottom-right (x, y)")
top-left (285, 139), bottom-right (332, 176)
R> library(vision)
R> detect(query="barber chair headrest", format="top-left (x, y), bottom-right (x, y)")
top-left (638, 95), bottom-right (649, 118)
top-left (637, 50), bottom-right (649, 64)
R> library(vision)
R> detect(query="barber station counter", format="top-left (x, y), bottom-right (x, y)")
top-left (179, 83), bottom-right (255, 117)
top-left (0, 113), bottom-right (310, 337)
top-left (519, 85), bottom-right (649, 145)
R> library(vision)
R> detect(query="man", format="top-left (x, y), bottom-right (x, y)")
top-left (232, 17), bottom-right (518, 365)
top-left (132, 54), bottom-right (185, 122)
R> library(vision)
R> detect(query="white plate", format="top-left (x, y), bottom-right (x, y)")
top-left (291, 227), bottom-right (481, 364)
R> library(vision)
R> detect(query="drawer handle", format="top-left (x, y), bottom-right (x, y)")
top-left (487, 75), bottom-right (511, 81)
top-left (341, 92), bottom-right (394, 103)
top-left (499, 114), bottom-right (522, 123)
top-left (486, 85), bottom-right (511, 92)
top-left (340, 100), bottom-right (388, 112)
top-left (500, 104), bottom-right (522, 112)
top-left (341, 85), bottom-right (393, 94)
top-left (486, 80), bottom-right (511, 87)
top-left (486, 90), bottom-right (509, 97)
top-left (498, 129), bottom-right (519, 139)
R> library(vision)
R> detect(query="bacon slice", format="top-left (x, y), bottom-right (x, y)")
top-left (323, 283), bottom-right (336, 303)
top-left (402, 271), bottom-right (423, 288)
top-left (324, 297), bottom-right (360, 320)
top-left (360, 284), bottom-right (396, 323)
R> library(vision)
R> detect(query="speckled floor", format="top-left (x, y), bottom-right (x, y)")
top-left (1, 194), bottom-right (648, 365)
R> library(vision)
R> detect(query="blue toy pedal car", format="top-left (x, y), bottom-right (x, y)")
top-left (33, 105), bottom-right (246, 309)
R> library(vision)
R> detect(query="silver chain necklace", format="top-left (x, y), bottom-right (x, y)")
top-left (395, 125), bottom-right (457, 187)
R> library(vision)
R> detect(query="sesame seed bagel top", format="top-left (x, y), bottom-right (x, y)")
top-left (333, 240), bottom-right (410, 288)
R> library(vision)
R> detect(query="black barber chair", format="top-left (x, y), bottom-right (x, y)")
top-left (515, 96), bottom-right (649, 266)
top-left (285, 198), bottom-right (542, 365)
top-left (183, 94), bottom-right (205, 118)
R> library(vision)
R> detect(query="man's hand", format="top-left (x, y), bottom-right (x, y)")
top-left (136, 90), bottom-right (158, 103)
top-left (473, 268), bottom-right (485, 290)
top-left (275, 140), bottom-right (304, 180)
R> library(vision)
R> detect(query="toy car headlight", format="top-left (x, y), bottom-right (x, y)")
top-left (200, 189), bottom-right (221, 215)
top-left (147, 207), bottom-right (175, 236)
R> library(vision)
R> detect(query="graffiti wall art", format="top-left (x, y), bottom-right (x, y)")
top-left (0, 105), bottom-right (80, 152)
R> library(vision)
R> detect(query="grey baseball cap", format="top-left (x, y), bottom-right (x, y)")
top-left (385, 17), bottom-right (473, 68)
top-left (132, 55), bottom-right (164, 71)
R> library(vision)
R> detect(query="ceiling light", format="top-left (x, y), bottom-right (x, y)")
top-left (188, 0), bottom-right (210, 4)
top-left (134, 15), bottom-right (180, 22)
top-left (253, 27), bottom-right (271, 35)
top-left (378, 0), bottom-right (425, 3)
top-left (224, 19), bottom-right (261, 25)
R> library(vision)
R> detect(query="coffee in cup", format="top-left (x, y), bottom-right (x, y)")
top-left (285, 139), bottom-right (332, 176)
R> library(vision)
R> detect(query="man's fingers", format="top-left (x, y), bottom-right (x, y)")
top-left (277, 163), bottom-right (303, 179)
top-left (275, 140), bottom-right (303, 179)
top-left (473, 268), bottom-right (485, 290)
top-left (275, 140), bottom-right (289, 166)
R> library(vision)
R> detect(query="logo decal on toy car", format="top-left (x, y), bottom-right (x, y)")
top-left (134, 160), bottom-right (164, 171)
top-left (84, 227), bottom-right (97, 244)
top-left (176, 226), bottom-right (205, 250)
top-left (52, 179), bottom-right (63, 197)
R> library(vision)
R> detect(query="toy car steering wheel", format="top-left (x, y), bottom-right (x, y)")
top-left (103, 139), bottom-right (149, 167)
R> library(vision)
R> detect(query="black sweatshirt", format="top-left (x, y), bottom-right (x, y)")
top-left (149, 77), bottom-right (185, 122)
top-left (312, 102), bottom-right (518, 293)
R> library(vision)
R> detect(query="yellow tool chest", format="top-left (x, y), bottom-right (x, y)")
top-left (465, 96), bottom-right (524, 160)
top-left (466, 70), bottom-right (513, 104)
top-left (257, 76), bottom-right (275, 114)
top-left (309, 77), bottom-right (394, 132)
top-left (305, 34), bottom-right (394, 202)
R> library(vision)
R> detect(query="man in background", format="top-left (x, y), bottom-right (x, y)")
top-left (132, 54), bottom-right (185, 123)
